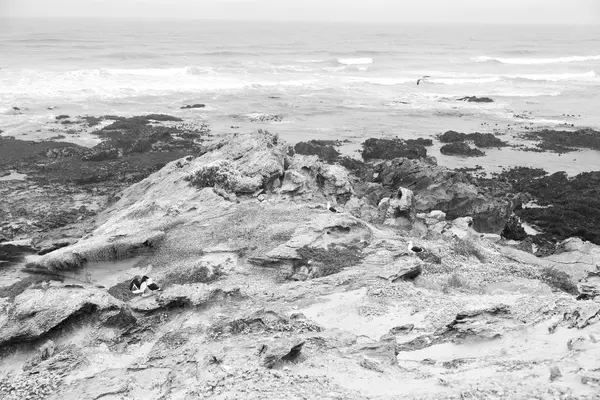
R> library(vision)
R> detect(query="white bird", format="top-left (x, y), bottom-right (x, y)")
top-left (129, 275), bottom-right (161, 295)
top-left (407, 241), bottom-right (424, 255)
top-left (326, 202), bottom-right (339, 213)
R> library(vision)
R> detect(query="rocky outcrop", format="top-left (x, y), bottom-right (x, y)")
top-left (293, 140), bottom-right (341, 163)
top-left (259, 339), bottom-right (305, 368)
top-left (0, 286), bottom-right (121, 347)
top-left (542, 238), bottom-right (600, 287)
top-left (181, 104), bottom-right (205, 109)
top-left (280, 154), bottom-right (353, 201)
top-left (501, 215), bottom-right (527, 241)
top-left (377, 187), bottom-right (416, 228)
top-left (439, 131), bottom-right (508, 148)
top-left (374, 157), bottom-right (520, 232)
top-left (249, 213), bottom-right (371, 277)
top-left (362, 138), bottom-right (427, 160)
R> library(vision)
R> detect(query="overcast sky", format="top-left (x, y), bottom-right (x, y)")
top-left (2, 0), bottom-right (599, 24)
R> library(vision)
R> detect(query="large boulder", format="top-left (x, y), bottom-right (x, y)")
top-left (280, 154), bottom-right (353, 202)
top-left (374, 157), bottom-right (519, 232)
top-left (542, 238), bottom-right (600, 292)
top-left (248, 213), bottom-right (371, 277)
top-left (0, 286), bottom-right (121, 346)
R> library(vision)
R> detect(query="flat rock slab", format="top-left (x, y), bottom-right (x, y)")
top-left (377, 260), bottom-right (422, 282)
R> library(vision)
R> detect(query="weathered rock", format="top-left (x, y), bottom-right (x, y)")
top-left (389, 324), bottom-right (415, 335)
top-left (374, 157), bottom-right (519, 232)
top-left (39, 340), bottom-right (56, 360)
top-left (378, 260), bottom-right (422, 282)
top-left (549, 366), bottom-right (562, 382)
top-left (354, 334), bottom-right (397, 366)
top-left (0, 239), bottom-right (38, 266)
top-left (554, 302), bottom-right (600, 330)
top-left (440, 305), bottom-right (517, 342)
top-left (181, 103), bottom-right (205, 109)
top-left (250, 213), bottom-right (371, 269)
top-left (282, 154), bottom-right (353, 200)
top-left (362, 138), bottom-right (427, 160)
top-left (294, 140), bottom-right (340, 163)
top-left (501, 215), bottom-right (527, 241)
top-left (259, 339), bottom-right (305, 368)
top-left (578, 270), bottom-right (600, 299)
top-left (0, 286), bottom-right (121, 346)
top-left (542, 238), bottom-right (600, 289)
top-left (377, 187), bottom-right (416, 228)
top-left (581, 372), bottom-right (600, 386)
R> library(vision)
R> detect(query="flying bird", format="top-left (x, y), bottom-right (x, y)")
top-left (416, 76), bottom-right (430, 85)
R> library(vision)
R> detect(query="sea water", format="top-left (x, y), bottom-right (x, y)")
top-left (1, 19), bottom-right (599, 173)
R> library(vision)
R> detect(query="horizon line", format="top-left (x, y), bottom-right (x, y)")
top-left (2, 16), bottom-right (599, 25)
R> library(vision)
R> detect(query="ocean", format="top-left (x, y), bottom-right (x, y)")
top-left (1, 18), bottom-right (600, 174)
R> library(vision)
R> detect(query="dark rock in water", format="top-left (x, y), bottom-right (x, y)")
top-left (181, 104), bottom-right (206, 109)
top-left (439, 130), bottom-right (467, 143)
top-left (294, 140), bottom-right (340, 163)
top-left (518, 128), bottom-right (600, 153)
top-left (457, 96), bottom-right (494, 103)
top-left (501, 215), bottom-right (527, 241)
top-left (362, 138), bottom-right (427, 160)
top-left (498, 168), bottom-right (600, 245)
top-left (12, 106), bottom-right (20, 111)
top-left (55, 115), bottom-right (70, 120)
top-left (439, 131), bottom-right (508, 148)
top-left (80, 116), bottom-right (103, 126)
top-left (440, 142), bottom-right (485, 157)
top-left (405, 138), bottom-right (433, 147)
top-left (468, 132), bottom-right (508, 148)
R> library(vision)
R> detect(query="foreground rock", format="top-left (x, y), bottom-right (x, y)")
top-left (3, 129), bottom-right (600, 400)
top-left (0, 286), bottom-right (121, 347)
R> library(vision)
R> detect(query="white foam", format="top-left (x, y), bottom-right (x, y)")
top-left (473, 55), bottom-right (600, 65)
top-left (337, 57), bottom-right (373, 65)
top-left (506, 71), bottom-right (597, 81)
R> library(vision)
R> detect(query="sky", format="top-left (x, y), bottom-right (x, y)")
top-left (1, 0), bottom-right (599, 24)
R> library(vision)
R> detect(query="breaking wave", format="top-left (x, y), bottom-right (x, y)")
top-left (473, 55), bottom-right (600, 65)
